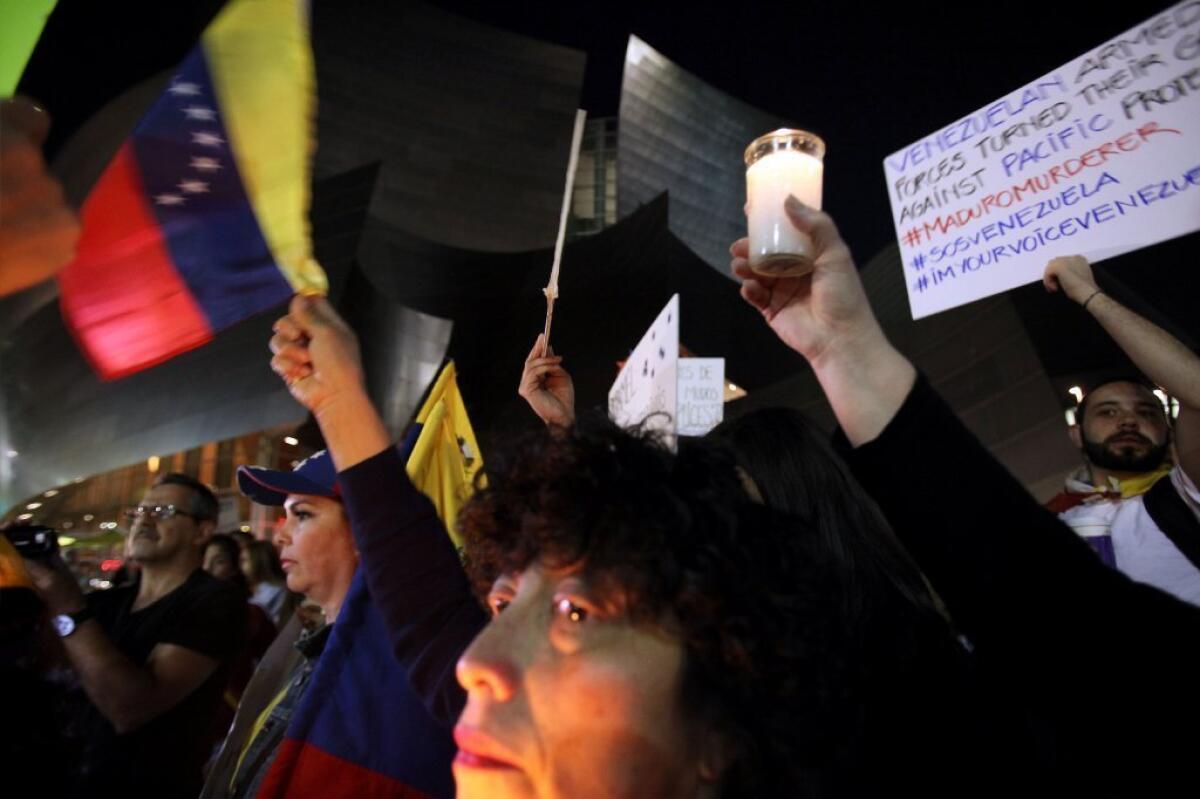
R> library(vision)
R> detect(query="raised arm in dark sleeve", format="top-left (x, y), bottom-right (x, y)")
top-left (338, 445), bottom-right (488, 726)
top-left (834, 374), bottom-right (1200, 793)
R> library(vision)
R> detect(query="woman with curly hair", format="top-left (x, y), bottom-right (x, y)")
top-left (520, 346), bottom-right (1029, 796)
top-left (453, 416), bottom-right (857, 797)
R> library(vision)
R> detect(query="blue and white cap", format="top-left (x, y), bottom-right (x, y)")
top-left (236, 450), bottom-right (339, 506)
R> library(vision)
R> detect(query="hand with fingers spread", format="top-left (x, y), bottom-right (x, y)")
top-left (0, 97), bottom-right (81, 296)
top-left (1043, 255), bottom-right (1100, 306)
top-left (518, 333), bottom-right (576, 427)
top-left (269, 294), bottom-right (365, 418)
top-left (731, 195), bottom-right (880, 367)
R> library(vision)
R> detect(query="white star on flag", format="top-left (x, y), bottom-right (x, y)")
top-left (168, 82), bottom-right (201, 96)
top-left (155, 194), bottom-right (186, 206)
top-left (190, 157), bottom-right (223, 172)
top-left (192, 131), bottom-right (224, 147)
top-left (179, 180), bottom-right (210, 194)
top-left (182, 106), bottom-right (217, 121)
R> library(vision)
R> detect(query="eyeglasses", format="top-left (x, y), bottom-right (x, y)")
top-left (123, 504), bottom-right (201, 522)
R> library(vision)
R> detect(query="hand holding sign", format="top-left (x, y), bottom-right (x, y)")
top-left (732, 196), bottom-right (879, 364)
top-left (1043, 255), bottom-right (1100, 306)
top-left (519, 333), bottom-right (576, 427)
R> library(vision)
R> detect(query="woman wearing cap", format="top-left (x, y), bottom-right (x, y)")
top-left (237, 451), bottom-right (356, 630)
top-left (199, 453), bottom-right (356, 798)
top-left (198, 450), bottom-right (456, 799)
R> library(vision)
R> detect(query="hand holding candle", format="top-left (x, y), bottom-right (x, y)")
top-left (745, 129), bottom-right (825, 278)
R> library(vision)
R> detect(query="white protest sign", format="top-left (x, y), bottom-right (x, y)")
top-left (608, 294), bottom-right (679, 443)
top-left (884, 1), bottom-right (1200, 319)
top-left (677, 358), bottom-right (725, 437)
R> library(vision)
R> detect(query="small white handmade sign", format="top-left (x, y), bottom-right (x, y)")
top-left (608, 294), bottom-right (679, 442)
top-left (608, 295), bottom-right (728, 443)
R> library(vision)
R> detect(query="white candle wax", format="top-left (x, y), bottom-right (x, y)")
top-left (746, 149), bottom-right (824, 276)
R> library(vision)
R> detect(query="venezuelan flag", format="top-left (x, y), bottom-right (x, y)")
top-left (257, 570), bottom-right (456, 799)
top-left (57, 0), bottom-right (326, 380)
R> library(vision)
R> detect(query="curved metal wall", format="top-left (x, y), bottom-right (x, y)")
top-left (341, 265), bottom-right (454, 444)
top-left (617, 36), bottom-right (786, 275)
top-left (312, 0), bottom-right (586, 253)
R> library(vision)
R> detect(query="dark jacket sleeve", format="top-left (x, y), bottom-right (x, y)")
top-left (833, 374), bottom-right (1200, 790)
top-left (338, 446), bottom-right (488, 726)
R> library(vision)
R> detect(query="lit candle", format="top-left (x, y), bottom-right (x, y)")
top-left (744, 129), bottom-right (825, 277)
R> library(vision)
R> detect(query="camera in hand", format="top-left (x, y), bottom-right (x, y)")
top-left (2, 524), bottom-right (61, 559)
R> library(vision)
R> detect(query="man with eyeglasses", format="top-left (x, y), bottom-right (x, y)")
top-left (24, 472), bottom-right (247, 798)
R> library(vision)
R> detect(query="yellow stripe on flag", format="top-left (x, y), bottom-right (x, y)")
top-left (202, 0), bottom-right (327, 295)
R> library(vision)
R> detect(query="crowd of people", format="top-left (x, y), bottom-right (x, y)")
top-left (4, 93), bottom-right (1200, 799)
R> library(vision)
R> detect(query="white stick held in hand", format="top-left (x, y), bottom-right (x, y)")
top-left (542, 109), bottom-right (587, 353)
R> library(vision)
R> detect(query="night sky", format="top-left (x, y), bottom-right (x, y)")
top-left (432, 0), bottom-right (1180, 258)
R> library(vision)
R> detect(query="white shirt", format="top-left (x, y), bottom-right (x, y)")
top-left (1058, 466), bottom-right (1200, 607)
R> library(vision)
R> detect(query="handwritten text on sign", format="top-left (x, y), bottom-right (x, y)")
top-left (884, 1), bottom-right (1200, 319)
top-left (677, 358), bottom-right (725, 437)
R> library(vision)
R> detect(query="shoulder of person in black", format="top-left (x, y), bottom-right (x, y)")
top-left (833, 373), bottom-right (1200, 796)
top-left (87, 567), bottom-right (247, 665)
top-left (74, 570), bottom-right (250, 796)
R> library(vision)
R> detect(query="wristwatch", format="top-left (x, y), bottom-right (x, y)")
top-left (53, 607), bottom-right (93, 638)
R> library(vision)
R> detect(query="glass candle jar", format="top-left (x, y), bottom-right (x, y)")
top-left (744, 129), bottom-right (825, 277)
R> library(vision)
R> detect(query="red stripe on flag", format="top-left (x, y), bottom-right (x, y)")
top-left (255, 739), bottom-right (439, 799)
top-left (58, 143), bottom-right (214, 381)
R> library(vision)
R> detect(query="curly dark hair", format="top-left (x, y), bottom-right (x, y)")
top-left (460, 413), bottom-right (864, 796)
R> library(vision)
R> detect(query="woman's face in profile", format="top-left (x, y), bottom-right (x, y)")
top-left (453, 561), bottom-right (717, 799)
